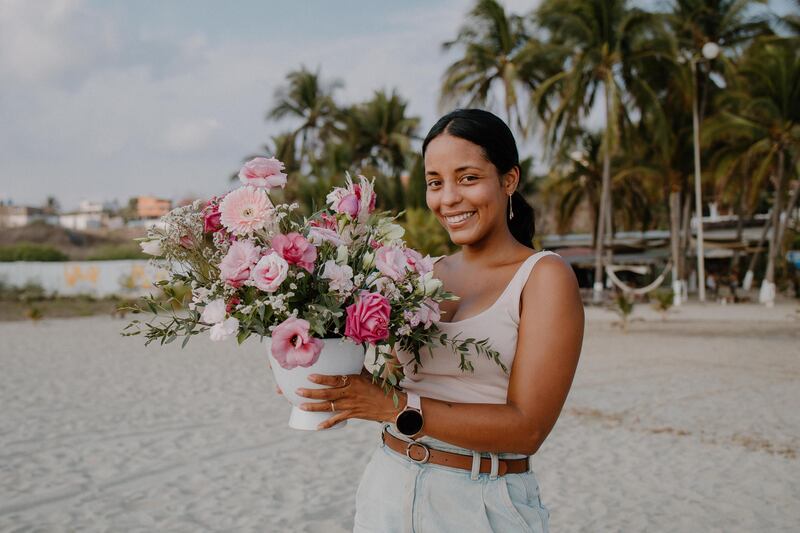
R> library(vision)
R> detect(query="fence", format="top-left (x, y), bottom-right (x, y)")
top-left (0, 260), bottom-right (169, 297)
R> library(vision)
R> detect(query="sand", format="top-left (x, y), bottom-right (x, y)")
top-left (0, 302), bottom-right (798, 532)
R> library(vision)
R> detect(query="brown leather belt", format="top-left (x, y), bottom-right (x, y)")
top-left (381, 426), bottom-right (530, 476)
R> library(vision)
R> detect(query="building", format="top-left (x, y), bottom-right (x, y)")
top-left (136, 196), bottom-right (172, 219)
top-left (0, 205), bottom-right (57, 227)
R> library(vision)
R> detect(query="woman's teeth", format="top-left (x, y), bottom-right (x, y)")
top-left (445, 211), bottom-right (476, 224)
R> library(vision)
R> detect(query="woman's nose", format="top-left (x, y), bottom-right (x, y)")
top-left (440, 182), bottom-right (461, 205)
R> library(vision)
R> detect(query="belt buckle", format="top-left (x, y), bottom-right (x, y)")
top-left (405, 441), bottom-right (431, 464)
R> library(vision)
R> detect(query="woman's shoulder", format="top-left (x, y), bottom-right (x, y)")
top-left (520, 251), bottom-right (579, 302)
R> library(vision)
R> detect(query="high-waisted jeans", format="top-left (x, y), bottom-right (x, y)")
top-left (353, 424), bottom-right (550, 532)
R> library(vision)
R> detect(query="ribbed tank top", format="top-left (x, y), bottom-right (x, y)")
top-left (385, 250), bottom-right (559, 458)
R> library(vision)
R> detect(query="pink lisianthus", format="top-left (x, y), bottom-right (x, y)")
top-left (335, 192), bottom-right (360, 218)
top-left (250, 252), bottom-right (289, 292)
top-left (403, 248), bottom-right (434, 275)
top-left (345, 290), bottom-right (391, 344)
top-left (219, 186), bottom-right (274, 235)
top-left (308, 213), bottom-right (347, 246)
top-left (238, 157), bottom-right (287, 189)
top-left (203, 200), bottom-right (223, 233)
top-left (375, 245), bottom-right (409, 281)
top-left (403, 298), bottom-right (440, 329)
top-left (270, 317), bottom-right (324, 369)
top-left (271, 232), bottom-right (317, 273)
top-left (219, 239), bottom-right (261, 287)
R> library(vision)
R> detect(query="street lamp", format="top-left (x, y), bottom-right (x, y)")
top-left (686, 41), bottom-right (719, 303)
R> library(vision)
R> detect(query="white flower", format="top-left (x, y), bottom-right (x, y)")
top-left (376, 220), bottom-right (405, 243)
top-left (336, 245), bottom-right (349, 265)
top-left (362, 250), bottom-right (375, 269)
top-left (415, 271), bottom-right (443, 296)
top-left (200, 298), bottom-right (227, 324)
top-left (140, 239), bottom-right (162, 256)
top-left (322, 260), bottom-right (354, 293)
top-left (209, 317), bottom-right (239, 341)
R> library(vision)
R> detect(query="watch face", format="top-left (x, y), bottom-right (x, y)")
top-left (396, 409), bottom-right (423, 436)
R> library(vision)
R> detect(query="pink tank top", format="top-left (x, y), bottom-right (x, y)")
top-left (395, 250), bottom-right (559, 404)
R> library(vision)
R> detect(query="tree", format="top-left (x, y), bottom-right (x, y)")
top-left (533, 0), bottom-right (662, 300)
top-left (704, 37), bottom-right (800, 305)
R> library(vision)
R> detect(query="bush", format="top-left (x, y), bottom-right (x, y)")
top-left (0, 243), bottom-right (68, 262)
top-left (399, 208), bottom-right (456, 257)
top-left (86, 244), bottom-right (147, 261)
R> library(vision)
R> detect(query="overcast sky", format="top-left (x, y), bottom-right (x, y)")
top-left (0, 0), bottom-right (793, 210)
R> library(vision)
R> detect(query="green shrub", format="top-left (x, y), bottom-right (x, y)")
top-left (399, 208), bottom-right (456, 257)
top-left (0, 243), bottom-right (68, 262)
top-left (86, 244), bottom-right (147, 261)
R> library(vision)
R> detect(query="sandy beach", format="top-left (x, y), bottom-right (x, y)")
top-left (1, 302), bottom-right (798, 532)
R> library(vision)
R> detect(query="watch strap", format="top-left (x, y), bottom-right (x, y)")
top-left (406, 391), bottom-right (421, 411)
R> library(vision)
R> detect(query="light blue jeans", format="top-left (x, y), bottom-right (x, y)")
top-left (353, 424), bottom-right (550, 532)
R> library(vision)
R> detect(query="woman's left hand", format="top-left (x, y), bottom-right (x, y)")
top-left (296, 367), bottom-right (405, 430)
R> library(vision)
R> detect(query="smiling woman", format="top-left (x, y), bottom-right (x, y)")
top-left (295, 108), bottom-right (584, 532)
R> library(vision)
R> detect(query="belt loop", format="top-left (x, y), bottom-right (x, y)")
top-left (380, 423), bottom-right (388, 448)
top-left (489, 453), bottom-right (499, 480)
top-left (527, 455), bottom-right (533, 473)
top-left (470, 451), bottom-right (481, 480)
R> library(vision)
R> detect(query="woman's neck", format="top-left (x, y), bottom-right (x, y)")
top-left (459, 226), bottom-right (528, 266)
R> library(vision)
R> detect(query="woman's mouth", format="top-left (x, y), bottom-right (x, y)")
top-left (443, 211), bottom-right (476, 228)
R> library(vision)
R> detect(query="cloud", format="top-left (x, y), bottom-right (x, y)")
top-left (163, 118), bottom-right (221, 152)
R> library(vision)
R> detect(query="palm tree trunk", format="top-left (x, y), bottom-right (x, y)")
top-left (743, 211), bottom-right (772, 291)
top-left (593, 83), bottom-right (613, 302)
top-left (670, 190), bottom-right (682, 305)
top-left (730, 185), bottom-right (747, 274)
top-left (775, 174), bottom-right (800, 257)
top-left (761, 150), bottom-right (786, 306)
top-left (679, 190), bottom-right (692, 299)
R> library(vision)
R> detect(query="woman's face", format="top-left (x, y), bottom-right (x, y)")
top-left (424, 133), bottom-right (514, 246)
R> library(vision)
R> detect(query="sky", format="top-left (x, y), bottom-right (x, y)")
top-left (0, 0), bottom-right (794, 210)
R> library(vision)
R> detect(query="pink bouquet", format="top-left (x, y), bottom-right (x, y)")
top-left (124, 157), bottom-right (504, 396)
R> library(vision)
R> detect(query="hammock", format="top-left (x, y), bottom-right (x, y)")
top-left (605, 261), bottom-right (672, 296)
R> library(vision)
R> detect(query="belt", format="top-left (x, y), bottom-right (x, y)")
top-left (381, 426), bottom-right (530, 476)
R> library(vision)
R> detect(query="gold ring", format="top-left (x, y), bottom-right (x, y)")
top-left (330, 400), bottom-right (335, 411)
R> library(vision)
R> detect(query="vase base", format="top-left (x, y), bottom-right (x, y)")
top-left (288, 406), bottom-right (347, 431)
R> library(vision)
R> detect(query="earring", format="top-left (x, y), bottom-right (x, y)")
top-left (508, 193), bottom-right (514, 220)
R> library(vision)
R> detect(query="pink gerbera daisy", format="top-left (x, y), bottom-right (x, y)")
top-left (219, 186), bottom-right (273, 235)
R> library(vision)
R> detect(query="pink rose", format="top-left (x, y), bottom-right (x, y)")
top-left (375, 245), bottom-right (409, 281)
top-left (271, 317), bottom-right (324, 369)
top-left (403, 248), bottom-right (434, 275)
top-left (219, 240), bottom-right (261, 287)
top-left (345, 290), bottom-right (391, 345)
top-left (203, 201), bottom-right (223, 233)
top-left (238, 157), bottom-right (287, 189)
top-left (250, 252), bottom-right (289, 292)
top-left (271, 232), bottom-right (317, 273)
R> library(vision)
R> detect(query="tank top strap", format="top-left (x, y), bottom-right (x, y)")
top-left (496, 250), bottom-right (559, 315)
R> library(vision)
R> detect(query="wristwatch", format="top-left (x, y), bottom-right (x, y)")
top-left (395, 391), bottom-right (424, 437)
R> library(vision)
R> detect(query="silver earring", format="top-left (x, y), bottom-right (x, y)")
top-left (508, 193), bottom-right (514, 220)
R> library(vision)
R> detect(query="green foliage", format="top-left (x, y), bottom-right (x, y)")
top-left (398, 208), bottom-right (456, 257)
top-left (86, 244), bottom-right (147, 261)
top-left (650, 288), bottom-right (674, 318)
top-left (0, 243), bottom-right (68, 262)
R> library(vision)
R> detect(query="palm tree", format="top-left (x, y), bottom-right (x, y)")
top-left (268, 66), bottom-right (343, 170)
top-left (533, 0), bottom-right (662, 301)
top-left (703, 37), bottom-right (800, 306)
top-left (440, 0), bottom-right (546, 136)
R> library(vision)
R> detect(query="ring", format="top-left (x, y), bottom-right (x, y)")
top-left (330, 400), bottom-right (335, 411)
top-left (341, 375), bottom-right (349, 386)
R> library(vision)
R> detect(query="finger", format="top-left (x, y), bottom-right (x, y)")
top-left (307, 374), bottom-right (348, 387)
top-left (299, 400), bottom-right (335, 412)
top-left (318, 411), bottom-right (352, 430)
top-left (296, 386), bottom-right (349, 400)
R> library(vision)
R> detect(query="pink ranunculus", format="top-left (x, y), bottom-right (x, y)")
top-left (203, 202), bottom-right (223, 233)
top-left (219, 239), bottom-right (261, 287)
top-left (345, 291), bottom-right (391, 345)
top-left (271, 317), bottom-right (324, 369)
top-left (250, 252), bottom-right (289, 292)
top-left (238, 157), bottom-right (288, 189)
top-left (335, 192), bottom-right (360, 218)
top-left (219, 186), bottom-right (274, 235)
top-left (403, 248), bottom-right (434, 275)
top-left (271, 232), bottom-right (317, 273)
top-left (375, 245), bottom-right (409, 281)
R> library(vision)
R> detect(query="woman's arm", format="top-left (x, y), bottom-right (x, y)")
top-left (297, 256), bottom-right (584, 453)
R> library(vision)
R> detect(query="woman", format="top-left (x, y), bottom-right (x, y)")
top-left (294, 108), bottom-right (584, 532)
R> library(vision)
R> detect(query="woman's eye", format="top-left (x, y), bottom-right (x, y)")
top-left (426, 180), bottom-right (441, 188)
top-left (461, 175), bottom-right (478, 182)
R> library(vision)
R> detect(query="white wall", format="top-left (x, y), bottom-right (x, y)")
top-left (0, 260), bottom-right (170, 297)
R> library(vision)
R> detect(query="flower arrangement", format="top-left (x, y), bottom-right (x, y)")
top-left (123, 156), bottom-right (506, 403)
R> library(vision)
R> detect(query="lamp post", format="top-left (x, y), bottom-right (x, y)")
top-left (687, 41), bottom-right (719, 303)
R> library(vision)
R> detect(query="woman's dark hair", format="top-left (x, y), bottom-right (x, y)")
top-left (421, 108), bottom-right (535, 248)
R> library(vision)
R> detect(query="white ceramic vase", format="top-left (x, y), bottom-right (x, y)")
top-left (266, 336), bottom-right (366, 431)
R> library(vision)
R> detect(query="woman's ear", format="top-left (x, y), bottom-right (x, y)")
top-left (503, 166), bottom-right (520, 194)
